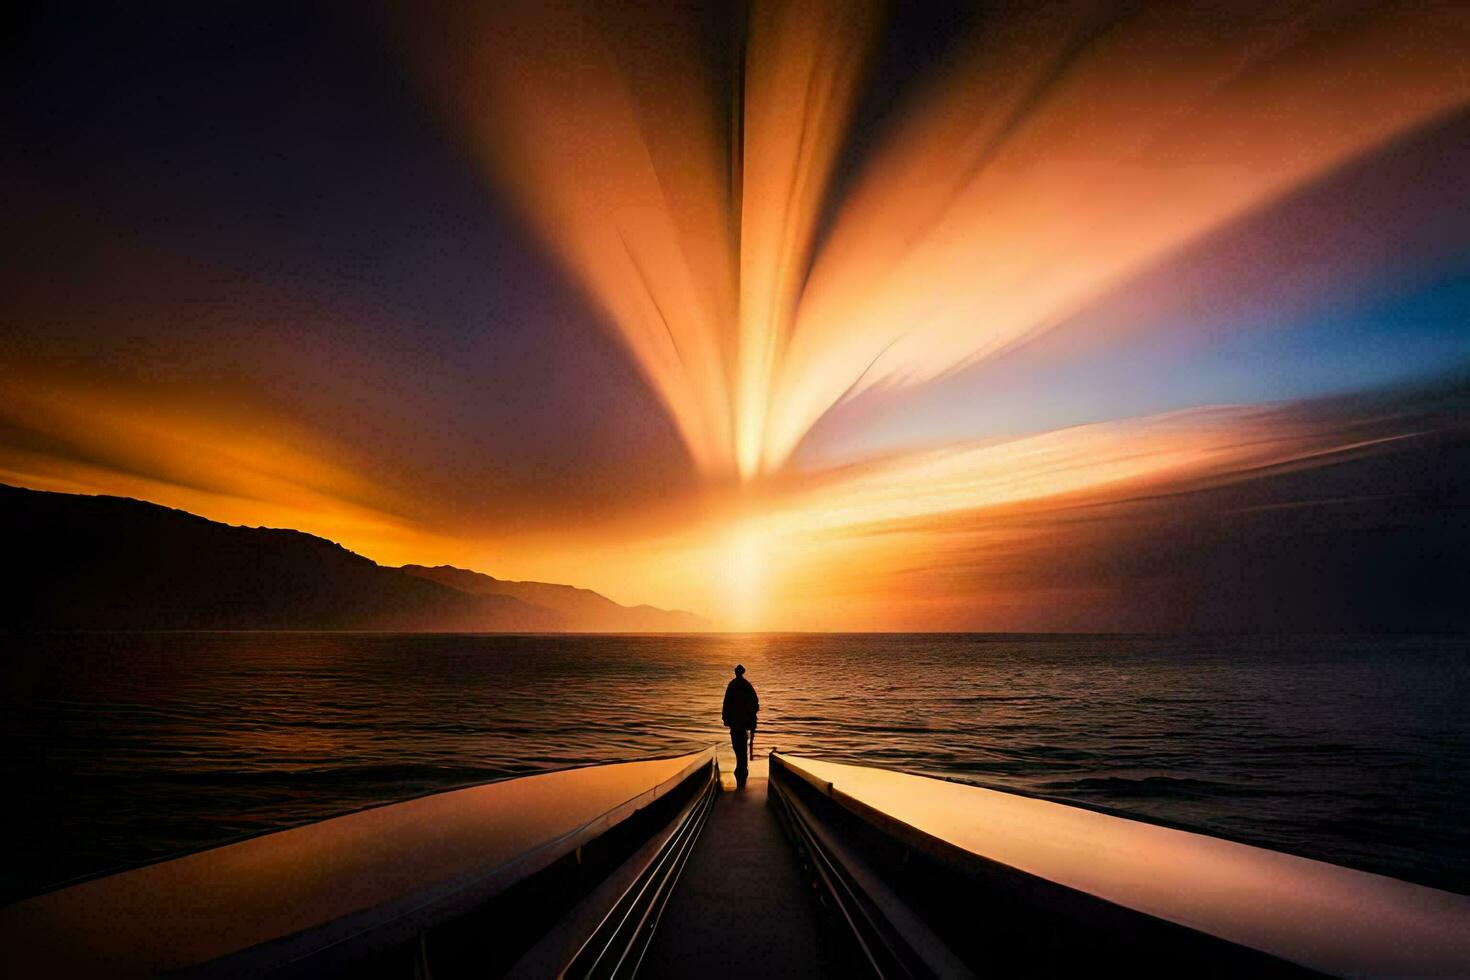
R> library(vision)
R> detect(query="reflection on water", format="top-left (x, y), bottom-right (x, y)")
top-left (2, 632), bottom-right (1467, 899)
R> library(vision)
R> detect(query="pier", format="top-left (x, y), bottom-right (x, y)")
top-left (642, 760), bottom-right (835, 978)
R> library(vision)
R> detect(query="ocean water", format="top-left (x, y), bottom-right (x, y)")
top-left (2, 632), bottom-right (1468, 901)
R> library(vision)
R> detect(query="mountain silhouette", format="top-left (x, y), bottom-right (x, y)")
top-left (401, 564), bottom-right (707, 632)
top-left (0, 484), bottom-right (702, 632)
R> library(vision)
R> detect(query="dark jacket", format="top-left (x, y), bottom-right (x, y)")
top-left (722, 676), bottom-right (759, 730)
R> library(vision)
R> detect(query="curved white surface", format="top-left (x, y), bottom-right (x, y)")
top-left (780, 755), bottom-right (1470, 977)
top-left (0, 751), bottom-right (711, 977)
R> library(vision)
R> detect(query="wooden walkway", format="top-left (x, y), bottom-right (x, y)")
top-left (640, 762), bottom-right (837, 978)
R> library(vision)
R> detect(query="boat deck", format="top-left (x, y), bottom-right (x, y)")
top-left (640, 760), bottom-right (837, 979)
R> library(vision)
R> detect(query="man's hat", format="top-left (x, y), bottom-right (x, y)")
top-left (734, 664), bottom-right (745, 675)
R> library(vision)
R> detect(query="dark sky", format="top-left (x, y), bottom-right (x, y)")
top-left (4, 2), bottom-right (691, 524)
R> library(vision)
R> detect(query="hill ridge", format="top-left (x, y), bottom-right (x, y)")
top-left (0, 484), bottom-right (703, 632)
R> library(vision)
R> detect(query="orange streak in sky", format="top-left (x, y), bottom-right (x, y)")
top-left (0, 372), bottom-right (436, 565)
top-left (512, 398), bottom-right (1437, 628)
top-left (735, 1), bottom-right (880, 477)
top-left (767, 2), bottom-right (1470, 471)
top-left (401, 1), bottom-right (741, 476)
top-left (399, 1), bottom-right (1470, 486)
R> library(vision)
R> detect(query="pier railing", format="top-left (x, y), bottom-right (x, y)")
top-left (0, 748), bottom-right (721, 978)
top-left (769, 751), bottom-right (1470, 977)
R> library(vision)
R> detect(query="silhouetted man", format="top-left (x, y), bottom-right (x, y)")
top-left (722, 664), bottom-right (759, 787)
